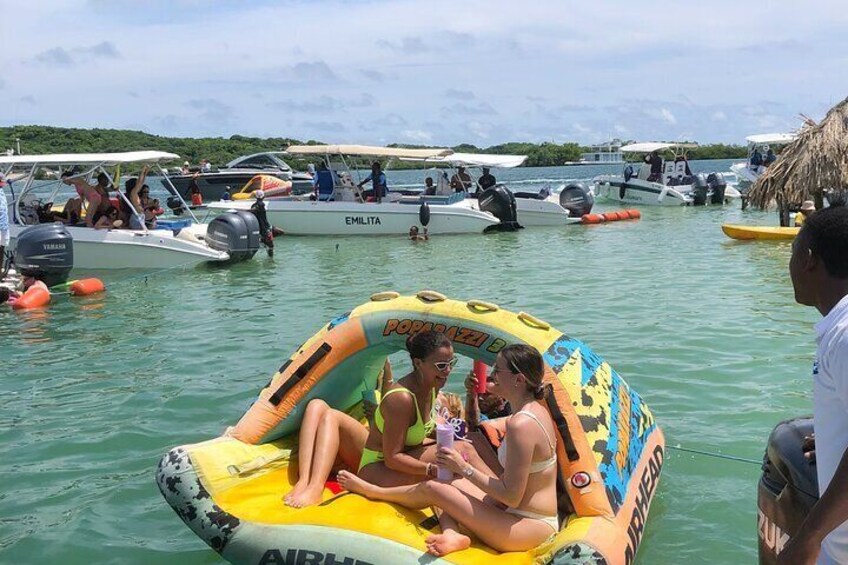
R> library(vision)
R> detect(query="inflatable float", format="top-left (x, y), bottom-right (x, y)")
top-left (157, 291), bottom-right (664, 565)
top-left (232, 175), bottom-right (293, 201)
top-left (721, 224), bottom-right (800, 241)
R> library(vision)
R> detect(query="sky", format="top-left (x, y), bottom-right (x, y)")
top-left (1, 0), bottom-right (847, 147)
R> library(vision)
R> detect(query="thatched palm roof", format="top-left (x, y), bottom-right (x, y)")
top-left (749, 96), bottom-right (848, 210)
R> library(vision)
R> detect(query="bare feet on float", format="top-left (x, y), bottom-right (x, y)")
top-left (282, 480), bottom-right (308, 506)
top-left (425, 531), bottom-right (471, 557)
top-left (284, 484), bottom-right (325, 508)
top-left (337, 470), bottom-right (374, 497)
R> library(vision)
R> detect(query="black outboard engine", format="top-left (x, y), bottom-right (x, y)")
top-left (166, 196), bottom-right (187, 216)
top-left (13, 223), bottom-right (74, 287)
top-left (758, 416), bottom-right (818, 564)
top-left (478, 185), bottom-right (522, 232)
top-left (691, 174), bottom-right (709, 206)
top-left (559, 182), bottom-right (595, 217)
top-left (707, 172), bottom-right (728, 204)
top-left (204, 211), bottom-right (261, 263)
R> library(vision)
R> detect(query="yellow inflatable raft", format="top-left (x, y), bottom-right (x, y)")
top-left (157, 291), bottom-right (664, 565)
top-left (721, 224), bottom-right (800, 241)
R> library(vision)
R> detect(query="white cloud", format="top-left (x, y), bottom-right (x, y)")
top-left (659, 108), bottom-right (677, 125)
top-left (401, 129), bottom-right (433, 142)
top-left (711, 111), bottom-right (728, 121)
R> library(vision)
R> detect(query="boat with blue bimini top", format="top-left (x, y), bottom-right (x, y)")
top-left (594, 142), bottom-right (741, 207)
top-left (206, 145), bottom-right (508, 235)
top-left (0, 151), bottom-right (263, 270)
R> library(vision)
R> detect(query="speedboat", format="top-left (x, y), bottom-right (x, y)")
top-left (729, 133), bottom-right (796, 192)
top-left (578, 138), bottom-right (625, 164)
top-left (207, 145), bottom-right (503, 235)
top-left (168, 151), bottom-right (313, 201)
top-left (594, 142), bottom-right (741, 206)
top-left (419, 152), bottom-right (591, 226)
top-left (0, 151), bottom-right (261, 270)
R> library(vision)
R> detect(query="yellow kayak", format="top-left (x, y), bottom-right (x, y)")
top-left (721, 224), bottom-right (800, 241)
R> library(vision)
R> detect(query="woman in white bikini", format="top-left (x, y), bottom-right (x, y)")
top-left (339, 344), bottom-right (559, 557)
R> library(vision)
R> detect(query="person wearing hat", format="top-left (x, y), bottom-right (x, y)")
top-left (796, 200), bottom-right (817, 227)
top-left (450, 166), bottom-right (473, 193)
top-left (0, 173), bottom-right (8, 273)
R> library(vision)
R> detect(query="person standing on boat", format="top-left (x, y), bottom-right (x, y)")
top-left (478, 167), bottom-right (497, 194)
top-left (645, 151), bottom-right (663, 183)
top-left (795, 200), bottom-right (817, 227)
top-left (0, 174), bottom-right (8, 274)
top-left (751, 148), bottom-right (764, 170)
top-left (357, 162), bottom-right (388, 202)
top-left (781, 205), bottom-right (848, 565)
top-left (450, 166), bottom-right (473, 192)
top-left (200, 159), bottom-right (212, 173)
top-left (765, 148), bottom-right (777, 167)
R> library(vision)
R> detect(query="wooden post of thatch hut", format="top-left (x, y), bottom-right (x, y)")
top-left (748, 96), bottom-right (848, 225)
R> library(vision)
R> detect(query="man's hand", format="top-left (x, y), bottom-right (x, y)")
top-left (776, 534), bottom-right (819, 565)
top-left (803, 434), bottom-right (816, 463)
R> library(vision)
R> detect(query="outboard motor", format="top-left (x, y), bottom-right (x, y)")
top-left (13, 223), bottom-right (74, 287)
top-left (166, 196), bottom-right (186, 216)
top-left (707, 172), bottom-right (728, 204)
top-left (691, 174), bottom-right (709, 206)
top-left (559, 182), bottom-right (595, 217)
top-left (757, 416), bottom-right (818, 564)
top-left (478, 185), bottom-right (522, 232)
top-left (204, 211), bottom-right (261, 263)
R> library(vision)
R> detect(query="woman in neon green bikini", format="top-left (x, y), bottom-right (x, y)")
top-left (284, 330), bottom-right (456, 507)
top-left (357, 330), bottom-right (457, 486)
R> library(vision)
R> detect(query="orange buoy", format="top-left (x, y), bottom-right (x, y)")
top-left (627, 209), bottom-right (642, 219)
top-left (614, 211), bottom-right (630, 221)
top-left (602, 212), bottom-right (619, 222)
top-left (12, 283), bottom-right (51, 310)
top-left (581, 214), bottom-right (601, 224)
top-left (69, 278), bottom-right (106, 296)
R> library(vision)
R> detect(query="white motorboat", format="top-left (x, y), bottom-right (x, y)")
top-left (578, 139), bottom-right (625, 164)
top-left (0, 151), bottom-right (260, 270)
top-left (594, 142), bottom-right (740, 206)
top-left (168, 151), bottom-right (313, 201)
top-left (420, 152), bottom-right (589, 226)
top-left (729, 133), bottom-right (796, 192)
top-left (207, 145), bottom-right (502, 235)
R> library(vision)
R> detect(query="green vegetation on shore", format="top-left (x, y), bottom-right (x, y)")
top-left (0, 126), bottom-right (747, 171)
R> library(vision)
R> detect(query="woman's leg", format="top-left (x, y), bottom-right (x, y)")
top-left (426, 509), bottom-right (470, 557)
top-left (285, 399), bottom-right (330, 504)
top-left (357, 442), bottom-right (439, 487)
top-left (288, 408), bottom-right (367, 508)
top-left (337, 475), bottom-right (553, 554)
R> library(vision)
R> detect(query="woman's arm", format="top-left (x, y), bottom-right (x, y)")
top-left (380, 359), bottom-right (394, 394)
top-left (463, 371), bottom-right (481, 430)
top-left (440, 416), bottom-right (533, 507)
top-left (380, 392), bottom-right (433, 477)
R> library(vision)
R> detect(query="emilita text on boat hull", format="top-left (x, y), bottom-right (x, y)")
top-left (158, 292), bottom-right (664, 565)
top-left (207, 200), bottom-right (499, 235)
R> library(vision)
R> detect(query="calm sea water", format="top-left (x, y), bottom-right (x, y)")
top-left (1, 160), bottom-right (818, 564)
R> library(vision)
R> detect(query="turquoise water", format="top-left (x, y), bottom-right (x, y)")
top-left (1, 160), bottom-right (818, 564)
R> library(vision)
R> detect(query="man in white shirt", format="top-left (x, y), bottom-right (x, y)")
top-left (0, 174), bottom-right (9, 273)
top-left (781, 205), bottom-right (848, 564)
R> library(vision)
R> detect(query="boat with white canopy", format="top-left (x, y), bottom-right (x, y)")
top-left (0, 151), bottom-right (249, 269)
top-left (729, 133), bottom-right (796, 192)
top-left (206, 145), bottom-right (503, 235)
top-left (595, 142), bottom-right (740, 206)
top-left (417, 152), bottom-right (590, 226)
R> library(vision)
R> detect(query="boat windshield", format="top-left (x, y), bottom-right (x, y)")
top-left (228, 153), bottom-right (291, 172)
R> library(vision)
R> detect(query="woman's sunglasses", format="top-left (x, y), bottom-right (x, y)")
top-left (432, 357), bottom-right (458, 372)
